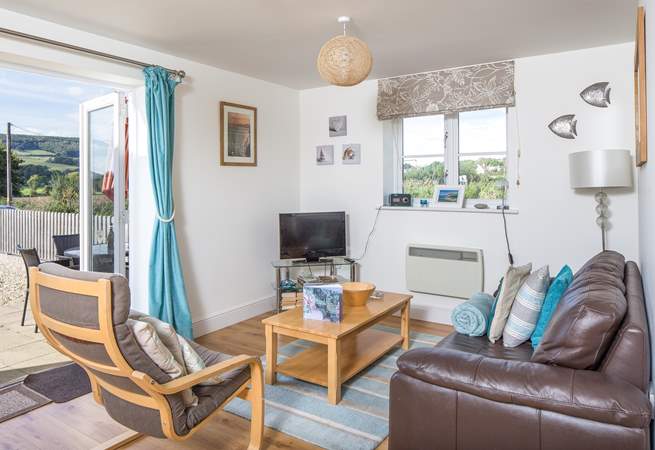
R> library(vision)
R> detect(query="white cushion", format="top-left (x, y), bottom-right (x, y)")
top-left (177, 335), bottom-right (222, 385)
top-left (126, 319), bottom-right (197, 407)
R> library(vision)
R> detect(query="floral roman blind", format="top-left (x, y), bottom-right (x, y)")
top-left (377, 61), bottom-right (515, 120)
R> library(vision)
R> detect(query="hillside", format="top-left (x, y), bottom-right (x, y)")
top-left (0, 134), bottom-right (79, 180)
top-left (0, 134), bottom-right (79, 156)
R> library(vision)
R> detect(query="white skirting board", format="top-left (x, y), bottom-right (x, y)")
top-left (192, 293), bottom-right (455, 338)
top-left (192, 295), bottom-right (276, 338)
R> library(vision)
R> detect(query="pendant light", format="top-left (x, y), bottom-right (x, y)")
top-left (317, 16), bottom-right (373, 87)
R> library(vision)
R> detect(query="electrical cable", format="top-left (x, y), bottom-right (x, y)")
top-left (8, 124), bottom-right (45, 136)
top-left (353, 206), bottom-right (383, 261)
top-left (500, 183), bottom-right (514, 266)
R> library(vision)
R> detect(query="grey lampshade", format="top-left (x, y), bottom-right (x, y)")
top-left (569, 149), bottom-right (633, 189)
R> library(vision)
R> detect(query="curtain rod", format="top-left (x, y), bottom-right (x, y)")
top-left (0, 26), bottom-right (185, 79)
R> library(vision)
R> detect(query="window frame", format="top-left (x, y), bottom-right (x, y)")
top-left (400, 108), bottom-right (509, 205)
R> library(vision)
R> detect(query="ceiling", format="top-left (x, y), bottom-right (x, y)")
top-left (0, 0), bottom-right (638, 89)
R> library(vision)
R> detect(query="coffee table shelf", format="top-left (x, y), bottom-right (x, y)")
top-left (276, 328), bottom-right (403, 387)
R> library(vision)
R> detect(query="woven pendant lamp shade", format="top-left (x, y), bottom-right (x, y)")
top-left (317, 34), bottom-right (372, 87)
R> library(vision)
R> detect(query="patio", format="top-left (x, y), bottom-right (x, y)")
top-left (0, 254), bottom-right (69, 386)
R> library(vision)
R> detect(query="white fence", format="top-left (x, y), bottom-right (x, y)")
top-left (0, 209), bottom-right (111, 261)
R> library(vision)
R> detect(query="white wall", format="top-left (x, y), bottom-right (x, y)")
top-left (299, 43), bottom-right (639, 323)
top-left (639, 0), bottom-right (655, 381)
top-left (0, 8), bottom-right (300, 335)
top-left (0, 7), bottom-right (642, 332)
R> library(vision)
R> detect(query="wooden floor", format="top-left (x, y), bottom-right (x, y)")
top-left (0, 311), bottom-right (452, 450)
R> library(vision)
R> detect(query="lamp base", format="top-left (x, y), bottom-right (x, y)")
top-left (595, 191), bottom-right (608, 252)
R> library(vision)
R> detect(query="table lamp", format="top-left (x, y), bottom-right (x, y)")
top-left (569, 149), bottom-right (633, 251)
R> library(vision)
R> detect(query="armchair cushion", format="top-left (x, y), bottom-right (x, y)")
top-left (397, 347), bottom-right (651, 428)
top-left (186, 341), bottom-right (251, 429)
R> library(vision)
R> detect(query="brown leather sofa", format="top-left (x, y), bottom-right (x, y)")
top-left (389, 252), bottom-right (652, 450)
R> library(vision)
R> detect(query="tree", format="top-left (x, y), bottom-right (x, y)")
top-left (26, 174), bottom-right (42, 196)
top-left (47, 172), bottom-right (79, 213)
top-left (0, 142), bottom-right (24, 199)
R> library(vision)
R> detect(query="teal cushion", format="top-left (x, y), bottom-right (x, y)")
top-left (531, 265), bottom-right (573, 348)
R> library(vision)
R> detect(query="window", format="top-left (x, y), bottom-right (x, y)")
top-left (401, 107), bottom-right (508, 203)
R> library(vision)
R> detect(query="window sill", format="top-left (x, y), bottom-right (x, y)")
top-left (380, 206), bottom-right (519, 215)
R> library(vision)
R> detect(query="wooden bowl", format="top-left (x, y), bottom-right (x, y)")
top-left (342, 282), bottom-right (375, 307)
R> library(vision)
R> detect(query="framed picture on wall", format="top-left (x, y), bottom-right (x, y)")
top-left (220, 101), bottom-right (257, 166)
top-left (433, 185), bottom-right (465, 208)
top-left (635, 6), bottom-right (648, 167)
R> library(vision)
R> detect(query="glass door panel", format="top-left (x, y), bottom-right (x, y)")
top-left (80, 93), bottom-right (128, 274)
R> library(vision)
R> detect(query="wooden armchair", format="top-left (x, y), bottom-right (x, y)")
top-left (29, 263), bottom-right (264, 449)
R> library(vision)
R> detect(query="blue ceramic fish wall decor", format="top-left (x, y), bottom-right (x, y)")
top-left (580, 82), bottom-right (611, 108)
top-left (548, 114), bottom-right (577, 139)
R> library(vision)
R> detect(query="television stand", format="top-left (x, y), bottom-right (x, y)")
top-left (271, 257), bottom-right (358, 313)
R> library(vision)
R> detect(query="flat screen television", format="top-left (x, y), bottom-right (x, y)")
top-left (279, 212), bottom-right (346, 261)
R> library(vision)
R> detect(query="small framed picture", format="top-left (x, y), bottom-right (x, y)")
top-left (329, 115), bottom-right (347, 137)
top-left (220, 101), bottom-right (257, 166)
top-left (342, 144), bottom-right (361, 164)
top-left (433, 185), bottom-right (465, 208)
top-left (316, 145), bottom-right (334, 165)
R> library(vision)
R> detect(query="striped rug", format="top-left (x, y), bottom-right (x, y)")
top-left (225, 325), bottom-right (442, 450)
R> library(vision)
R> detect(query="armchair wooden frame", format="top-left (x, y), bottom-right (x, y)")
top-left (29, 267), bottom-right (264, 450)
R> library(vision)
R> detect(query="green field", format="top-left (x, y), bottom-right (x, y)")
top-left (14, 148), bottom-right (77, 172)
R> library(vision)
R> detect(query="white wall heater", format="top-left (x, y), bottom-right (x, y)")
top-left (406, 244), bottom-right (484, 299)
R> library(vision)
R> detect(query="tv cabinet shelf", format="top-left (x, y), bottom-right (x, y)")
top-left (272, 257), bottom-right (358, 313)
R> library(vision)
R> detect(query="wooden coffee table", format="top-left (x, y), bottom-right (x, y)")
top-left (262, 292), bottom-right (411, 404)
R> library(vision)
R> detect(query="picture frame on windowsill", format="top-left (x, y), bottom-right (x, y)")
top-left (433, 185), bottom-right (465, 208)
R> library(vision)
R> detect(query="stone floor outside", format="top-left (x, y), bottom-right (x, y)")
top-left (0, 254), bottom-right (69, 387)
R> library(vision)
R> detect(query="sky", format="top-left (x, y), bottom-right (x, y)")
top-left (0, 67), bottom-right (114, 137)
top-left (403, 108), bottom-right (507, 166)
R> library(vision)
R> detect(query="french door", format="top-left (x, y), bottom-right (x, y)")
top-left (79, 92), bottom-right (129, 275)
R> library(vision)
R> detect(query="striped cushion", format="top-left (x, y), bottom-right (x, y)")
top-left (503, 266), bottom-right (550, 348)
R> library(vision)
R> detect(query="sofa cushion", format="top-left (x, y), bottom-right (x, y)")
top-left (531, 265), bottom-right (574, 348)
top-left (488, 263), bottom-right (532, 343)
top-left (437, 333), bottom-right (533, 362)
top-left (503, 265), bottom-right (550, 347)
top-left (531, 251), bottom-right (627, 369)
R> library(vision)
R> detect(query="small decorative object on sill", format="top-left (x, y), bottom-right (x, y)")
top-left (317, 16), bottom-right (372, 87)
top-left (433, 185), bottom-right (465, 208)
top-left (389, 193), bottom-right (412, 207)
top-left (419, 199), bottom-right (429, 207)
top-left (548, 114), bottom-right (577, 139)
top-left (580, 82), bottom-right (611, 108)
top-left (474, 203), bottom-right (489, 209)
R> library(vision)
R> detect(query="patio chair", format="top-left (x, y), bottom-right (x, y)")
top-left (52, 234), bottom-right (80, 269)
top-left (29, 263), bottom-right (264, 449)
top-left (17, 247), bottom-right (40, 333)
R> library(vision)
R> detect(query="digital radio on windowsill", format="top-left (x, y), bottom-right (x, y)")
top-left (389, 193), bottom-right (412, 207)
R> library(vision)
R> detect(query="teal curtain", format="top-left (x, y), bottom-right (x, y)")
top-left (144, 66), bottom-right (192, 338)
